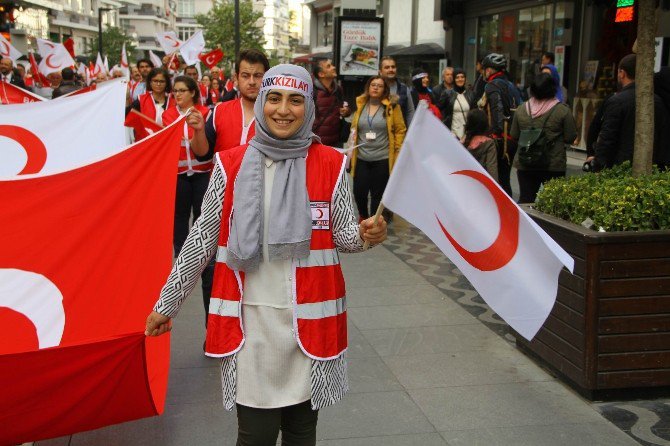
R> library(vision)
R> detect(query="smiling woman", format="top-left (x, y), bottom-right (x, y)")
top-left (145, 64), bottom-right (389, 445)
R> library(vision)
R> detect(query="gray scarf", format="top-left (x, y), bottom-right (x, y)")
top-left (226, 64), bottom-right (320, 272)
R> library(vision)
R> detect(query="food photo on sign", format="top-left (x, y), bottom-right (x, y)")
top-left (338, 20), bottom-right (382, 76)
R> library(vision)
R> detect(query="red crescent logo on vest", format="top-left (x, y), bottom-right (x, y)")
top-left (0, 41), bottom-right (10, 57)
top-left (0, 125), bottom-right (48, 175)
top-left (315, 209), bottom-right (324, 219)
top-left (435, 169), bottom-right (519, 271)
top-left (45, 54), bottom-right (60, 69)
top-left (165, 35), bottom-right (180, 47)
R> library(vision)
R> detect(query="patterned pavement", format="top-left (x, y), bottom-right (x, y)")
top-left (384, 217), bottom-right (670, 446)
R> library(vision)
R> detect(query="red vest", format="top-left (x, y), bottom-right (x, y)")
top-left (162, 104), bottom-right (213, 174)
top-left (205, 143), bottom-right (348, 360)
top-left (138, 92), bottom-right (175, 125)
top-left (211, 98), bottom-right (256, 153)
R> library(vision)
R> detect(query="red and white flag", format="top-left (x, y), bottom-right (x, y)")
top-left (0, 81), bottom-right (45, 104)
top-left (120, 42), bottom-right (130, 78)
top-left (95, 52), bottom-right (106, 76)
top-left (37, 41), bottom-right (75, 76)
top-left (124, 108), bottom-right (164, 141)
top-left (381, 104), bottom-right (574, 340)
top-left (63, 37), bottom-right (75, 59)
top-left (0, 81), bottom-right (126, 177)
top-left (156, 31), bottom-right (182, 53)
top-left (199, 48), bottom-right (223, 69)
top-left (0, 118), bottom-right (184, 444)
top-left (179, 30), bottom-right (205, 66)
top-left (149, 50), bottom-right (163, 69)
top-left (36, 38), bottom-right (57, 57)
top-left (28, 51), bottom-right (50, 86)
top-left (0, 34), bottom-right (22, 61)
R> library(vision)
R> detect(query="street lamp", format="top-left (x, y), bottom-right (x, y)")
top-left (98, 7), bottom-right (113, 58)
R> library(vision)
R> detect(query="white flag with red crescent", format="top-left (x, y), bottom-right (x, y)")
top-left (179, 30), bottom-right (205, 66)
top-left (149, 50), bottom-right (163, 69)
top-left (156, 31), bottom-right (183, 53)
top-left (382, 104), bottom-right (574, 340)
top-left (120, 42), bottom-right (130, 78)
top-left (36, 41), bottom-right (75, 76)
top-left (0, 81), bottom-right (126, 177)
top-left (0, 34), bottom-right (22, 61)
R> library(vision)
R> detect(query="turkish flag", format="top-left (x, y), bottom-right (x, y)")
top-left (124, 108), bottom-right (165, 141)
top-left (29, 52), bottom-right (50, 87)
top-left (0, 118), bottom-right (184, 444)
top-left (199, 48), bottom-right (224, 69)
top-left (63, 37), bottom-right (76, 59)
top-left (0, 81), bottom-right (45, 104)
top-left (382, 105), bottom-right (574, 340)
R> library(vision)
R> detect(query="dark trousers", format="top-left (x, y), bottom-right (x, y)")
top-left (353, 158), bottom-right (389, 219)
top-left (517, 170), bottom-right (565, 204)
top-left (495, 139), bottom-right (517, 198)
top-left (236, 401), bottom-right (319, 446)
top-left (173, 172), bottom-right (213, 323)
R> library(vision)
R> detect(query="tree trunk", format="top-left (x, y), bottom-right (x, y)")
top-left (633, 0), bottom-right (656, 176)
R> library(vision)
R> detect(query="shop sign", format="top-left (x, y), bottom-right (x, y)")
top-left (337, 19), bottom-right (382, 77)
top-left (554, 45), bottom-right (565, 84)
top-left (502, 15), bottom-right (516, 43)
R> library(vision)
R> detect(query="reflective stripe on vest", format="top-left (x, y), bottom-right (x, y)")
top-left (216, 246), bottom-right (339, 268)
top-left (208, 298), bottom-right (240, 317)
top-left (295, 296), bottom-right (346, 320)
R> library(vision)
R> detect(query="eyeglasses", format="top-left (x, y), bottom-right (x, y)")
top-left (370, 83), bottom-right (385, 89)
top-left (151, 79), bottom-right (166, 84)
top-left (173, 88), bottom-right (191, 94)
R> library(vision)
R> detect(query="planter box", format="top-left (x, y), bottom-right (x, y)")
top-left (516, 206), bottom-right (670, 399)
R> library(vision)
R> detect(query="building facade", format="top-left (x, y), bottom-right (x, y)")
top-left (119, 0), bottom-right (177, 53)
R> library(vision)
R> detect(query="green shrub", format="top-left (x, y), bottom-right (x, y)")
top-left (534, 162), bottom-right (670, 232)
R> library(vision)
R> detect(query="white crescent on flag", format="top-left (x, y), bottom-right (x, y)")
top-left (0, 35), bottom-right (22, 61)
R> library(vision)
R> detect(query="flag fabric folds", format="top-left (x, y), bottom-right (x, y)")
top-left (124, 108), bottom-right (165, 141)
top-left (0, 81), bottom-right (45, 104)
top-left (36, 40), bottom-right (75, 76)
top-left (179, 30), bottom-right (205, 66)
top-left (382, 104), bottom-right (574, 340)
top-left (0, 81), bottom-right (126, 177)
top-left (149, 50), bottom-right (163, 70)
top-left (199, 48), bottom-right (224, 69)
top-left (156, 31), bottom-right (183, 53)
top-left (0, 118), bottom-right (184, 444)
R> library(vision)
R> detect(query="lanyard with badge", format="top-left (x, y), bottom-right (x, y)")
top-left (365, 104), bottom-right (380, 141)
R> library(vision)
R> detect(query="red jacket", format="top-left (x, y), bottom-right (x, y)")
top-left (163, 104), bottom-right (212, 174)
top-left (313, 79), bottom-right (344, 146)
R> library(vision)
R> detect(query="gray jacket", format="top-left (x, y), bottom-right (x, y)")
top-left (510, 101), bottom-right (577, 172)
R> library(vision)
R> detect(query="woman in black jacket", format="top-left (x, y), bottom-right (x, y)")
top-left (440, 68), bottom-right (476, 139)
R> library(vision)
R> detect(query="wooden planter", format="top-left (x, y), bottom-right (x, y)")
top-left (516, 206), bottom-right (670, 399)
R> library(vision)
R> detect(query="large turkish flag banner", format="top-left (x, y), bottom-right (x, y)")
top-left (0, 118), bottom-right (183, 444)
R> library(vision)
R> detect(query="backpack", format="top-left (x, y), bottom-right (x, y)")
top-left (517, 103), bottom-right (560, 168)
top-left (490, 77), bottom-right (523, 120)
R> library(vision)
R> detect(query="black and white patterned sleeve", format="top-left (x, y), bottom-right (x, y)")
top-left (332, 172), bottom-right (364, 253)
top-left (154, 163), bottom-right (226, 318)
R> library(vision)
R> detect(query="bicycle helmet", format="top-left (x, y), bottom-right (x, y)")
top-left (482, 53), bottom-right (507, 70)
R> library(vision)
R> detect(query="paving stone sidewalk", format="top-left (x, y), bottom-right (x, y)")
top-left (37, 221), bottom-right (646, 446)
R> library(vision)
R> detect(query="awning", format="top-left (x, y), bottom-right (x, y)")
top-left (291, 51), bottom-right (333, 64)
top-left (384, 43), bottom-right (445, 57)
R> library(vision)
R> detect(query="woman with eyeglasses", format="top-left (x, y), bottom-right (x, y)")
top-left (162, 75), bottom-right (212, 255)
top-left (126, 67), bottom-right (175, 140)
top-left (349, 76), bottom-right (406, 220)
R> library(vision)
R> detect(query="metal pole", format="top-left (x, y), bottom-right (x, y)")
top-left (234, 0), bottom-right (240, 65)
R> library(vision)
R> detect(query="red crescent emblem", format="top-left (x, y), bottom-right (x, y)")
top-left (436, 169), bottom-right (519, 271)
top-left (45, 54), bottom-right (60, 69)
top-left (165, 35), bottom-right (180, 47)
top-left (316, 209), bottom-right (324, 219)
top-left (0, 125), bottom-right (48, 175)
top-left (45, 42), bottom-right (55, 48)
top-left (0, 41), bottom-right (10, 57)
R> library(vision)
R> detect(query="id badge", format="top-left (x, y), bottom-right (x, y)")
top-left (365, 131), bottom-right (377, 141)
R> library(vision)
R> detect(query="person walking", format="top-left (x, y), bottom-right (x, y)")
top-left (432, 66), bottom-right (454, 101)
top-left (379, 56), bottom-right (414, 126)
top-left (51, 67), bottom-right (81, 98)
top-left (441, 68), bottom-right (476, 139)
top-left (132, 58), bottom-right (154, 101)
top-left (127, 67), bottom-right (175, 129)
top-left (510, 73), bottom-right (577, 203)
top-left (312, 58), bottom-right (351, 146)
top-left (207, 77), bottom-right (223, 106)
top-left (462, 109), bottom-right (498, 180)
top-left (409, 69), bottom-right (441, 119)
top-left (540, 64), bottom-right (567, 103)
top-left (145, 64), bottom-right (387, 446)
top-left (350, 76), bottom-right (406, 220)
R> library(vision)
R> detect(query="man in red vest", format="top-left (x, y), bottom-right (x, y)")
top-left (184, 64), bottom-right (208, 106)
top-left (189, 49), bottom-right (269, 158)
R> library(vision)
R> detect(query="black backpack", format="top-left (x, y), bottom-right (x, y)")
top-left (517, 103), bottom-right (560, 168)
top-left (489, 77), bottom-right (523, 120)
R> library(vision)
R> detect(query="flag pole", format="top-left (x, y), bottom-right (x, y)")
top-left (130, 109), bottom-right (164, 128)
top-left (363, 202), bottom-right (385, 250)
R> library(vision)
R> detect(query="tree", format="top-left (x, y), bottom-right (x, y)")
top-left (86, 26), bottom-right (136, 66)
top-left (196, 0), bottom-right (265, 64)
top-left (633, 0), bottom-right (656, 176)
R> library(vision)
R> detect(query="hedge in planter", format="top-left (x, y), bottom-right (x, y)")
top-left (534, 162), bottom-right (670, 232)
top-left (516, 162), bottom-right (670, 398)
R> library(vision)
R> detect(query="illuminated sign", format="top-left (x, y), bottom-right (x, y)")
top-left (617, 0), bottom-right (634, 6)
top-left (615, 0), bottom-right (635, 23)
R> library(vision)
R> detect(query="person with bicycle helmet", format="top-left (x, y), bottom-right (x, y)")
top-left (481, 53), bottom-right (522, 197)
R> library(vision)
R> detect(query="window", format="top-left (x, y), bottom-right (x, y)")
top-left (177, 0), bottom-right (195, 18)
